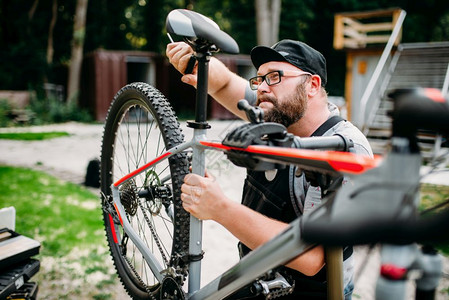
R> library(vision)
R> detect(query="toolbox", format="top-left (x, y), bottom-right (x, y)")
top-left (0, 228), bottom-right (40, 300)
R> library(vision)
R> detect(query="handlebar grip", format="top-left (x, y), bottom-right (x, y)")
top-left (293, 134), bottom-right (354, 151)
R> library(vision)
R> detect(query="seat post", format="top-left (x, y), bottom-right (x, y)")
top-left (187, 50), bottom-right (212, 129)
top-left (195, 52), bottom-right (210, 124)
top-left (188, 48), bottom-right (212, 295)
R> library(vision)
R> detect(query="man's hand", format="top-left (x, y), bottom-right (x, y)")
top-left (166, 41), bottom-right (249, 120)
top-left (180, 171), bottom-right (228, 220)
top-left (166, 42), bottom-right (198, 87)
top-left (180, 171), bottom-right (325, 276)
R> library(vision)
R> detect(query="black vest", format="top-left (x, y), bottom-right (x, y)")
top-left (238, 115), bottom-right (348, 299)
top-left (239, 168), bottom-right (328, 299)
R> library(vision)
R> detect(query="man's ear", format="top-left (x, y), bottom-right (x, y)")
top-left (307, 75), bottom-right (321, 97)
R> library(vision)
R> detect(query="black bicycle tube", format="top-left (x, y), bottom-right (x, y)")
top-left (185, 55), bottom-right (197, 74)
top-left (195, 53), bottom-right (209, 124)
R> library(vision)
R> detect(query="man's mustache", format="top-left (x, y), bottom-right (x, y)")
top-left (256, 96), bottom-right (277, 106)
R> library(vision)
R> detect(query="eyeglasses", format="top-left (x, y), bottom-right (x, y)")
top-left (249, 70), bottom-right (312, 90)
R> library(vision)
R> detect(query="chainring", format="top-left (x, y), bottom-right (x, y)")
top-left (160, 276), bottom-right (186, 300)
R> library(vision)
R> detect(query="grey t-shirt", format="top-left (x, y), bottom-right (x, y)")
top-left (294, 103), bottom-right (372, 290)
top-left (245, 86), bottom-right (373, 290)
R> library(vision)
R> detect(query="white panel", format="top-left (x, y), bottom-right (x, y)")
top-left (0, 206), bottom-right (16, 231)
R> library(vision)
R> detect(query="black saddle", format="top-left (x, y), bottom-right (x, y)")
top-left (166, 9), bottom-right (239, 54)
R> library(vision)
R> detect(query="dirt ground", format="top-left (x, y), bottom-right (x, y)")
top-left (1, 121), bottom-right (448, 299)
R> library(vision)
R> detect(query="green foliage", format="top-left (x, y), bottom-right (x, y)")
top-left (0, 99), bottom-right (13, 127)
top-left (2, 0), bottom-right (449, 101)
top-left (29, 96), bottom-right (93, 124)
top-left (431, 13), bottom-right (449, 41)
top-left (189, 0), bottom-right (256, 54)
top-left (0, 95), bottom-right (92, 127)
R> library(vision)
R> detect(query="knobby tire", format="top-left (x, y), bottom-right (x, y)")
top-left (100, 82), bottom-right (190, 299)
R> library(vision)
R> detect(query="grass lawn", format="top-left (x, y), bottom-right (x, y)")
top-left (0, 131), bottom-right (70, 140)
top-left (0, 165), bottom-right (447, 299)
top-left (420, 183), bottom-right (449, 255)
top-left (0, 166), bottom-right (124, 300)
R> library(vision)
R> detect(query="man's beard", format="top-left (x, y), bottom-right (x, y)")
top-left (256, 81), bottom-right (308, 128)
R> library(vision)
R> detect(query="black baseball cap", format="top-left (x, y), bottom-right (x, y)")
top-left (250, 39), bottom-right (327, 86)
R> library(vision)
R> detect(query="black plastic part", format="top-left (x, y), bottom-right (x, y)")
top-left (184, 55), bottom-right (197, 74)
top-left (237, 99), bottom-right (264, 124)
top-left (194, 54), bottom-right (210, 124)
top-left (186, 121), bottom-right (211, 129)
top-left (293, 134), bottom-right (353, 151)
top-left (222, 122), bottom-right (293, 170)
top-left (415, 288), bottom-right (435, 300)
top-left (166, 9), bottom-right (239, 54)
top-left (222, 121), bottom-right (355, 171)
top-left (223, 122), bottom-right (289, 149)
top-left (160, 276), bottom-right (186, 300)
top-left (390, 88), bottom-right (449, 138)
top-left (223, 281), bottom-right (262, 300)
top-left (301, 206), bottom-right (449, 246)
top-left (188, 251), bottom-right (205, 262)
top-left (5, 282), bottom-right (38, 300)
top-left (0, 259), bottom-right (40, 299)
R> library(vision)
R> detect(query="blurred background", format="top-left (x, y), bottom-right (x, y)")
top-left (1, 0), bottom-right (448, 125)
top-left (1, 1), bottom-right (449, 299)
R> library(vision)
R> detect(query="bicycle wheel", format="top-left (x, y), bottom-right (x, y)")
top-left (100, 82), bottom-right (190, 299)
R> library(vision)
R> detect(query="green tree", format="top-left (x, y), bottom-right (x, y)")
top-left (1, 0), bottom-right (449, 102)
top-left (67, 0), bottom-right (88, 103)
top-left (0, 0), bottom-right (48, 91)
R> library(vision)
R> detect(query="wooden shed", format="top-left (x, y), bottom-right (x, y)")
top-left (80, 50), bottom-right (254, 121)
top-left (333, 8), bottom-right (404, 125)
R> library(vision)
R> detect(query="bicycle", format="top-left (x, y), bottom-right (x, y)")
top-left (99, 8), bottom-right (449, 300)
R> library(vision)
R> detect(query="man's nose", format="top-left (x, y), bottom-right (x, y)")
top-left (257, 79), bottom-right (271, 93)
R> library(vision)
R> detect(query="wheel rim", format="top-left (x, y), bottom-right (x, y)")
top-left (109, 102), bottom-right (175, 290)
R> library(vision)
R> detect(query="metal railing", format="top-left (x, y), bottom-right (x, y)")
top-left (357, 9), bottom-right (407, 132)
top-left (443, 61), bottom-right (449, 97)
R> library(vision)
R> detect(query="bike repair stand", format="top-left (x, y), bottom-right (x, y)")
top-left (376, 244), bottom-right (443, 300)
top-left (326, 247), bottom-right (344, 300)
top-left (375, 138), bottom-right (443, 300)
top-left (186, 47), bottom-right (212, 295)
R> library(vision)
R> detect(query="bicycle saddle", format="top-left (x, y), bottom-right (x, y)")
top-left (166, 9), bottom-right (239, 54)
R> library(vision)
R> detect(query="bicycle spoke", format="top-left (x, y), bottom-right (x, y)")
top-left (101, 83), bottom-right (189, 298)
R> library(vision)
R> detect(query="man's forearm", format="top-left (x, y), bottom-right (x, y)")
top-left (207, 57), bottom-right (249, 120)
top-left (215, 200), bottom-right (325, 276)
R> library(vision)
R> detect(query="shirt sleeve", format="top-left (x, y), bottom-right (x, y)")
top-left (244, 84), bottom-right (257, 106)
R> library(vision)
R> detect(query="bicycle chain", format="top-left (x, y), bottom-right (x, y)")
top-left (139, 197), bottom-right (169, 265)
top-left (120, 197), bottom-right (186, 300)
top-left (109, 186), bottom-right (187, 299)
top-left (138, 171), bottom-right (189, 283)
top-left (122, 254), bottom-right (158, 300)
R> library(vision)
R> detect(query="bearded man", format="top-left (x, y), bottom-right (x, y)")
top-left (167, 39), bottom-right (372, 299)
